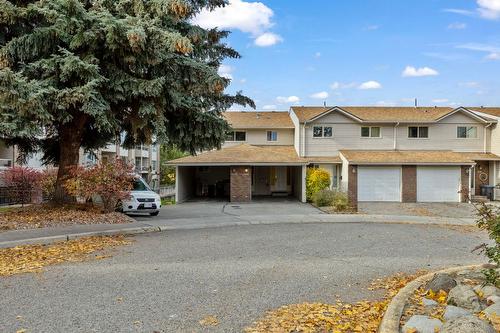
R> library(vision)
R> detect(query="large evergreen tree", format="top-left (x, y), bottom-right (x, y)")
top-left (0, 0), bottom-right (253, 202)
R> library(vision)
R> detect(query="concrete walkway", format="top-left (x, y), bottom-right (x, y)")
top-left (0, 212), bottom-right (476, 248)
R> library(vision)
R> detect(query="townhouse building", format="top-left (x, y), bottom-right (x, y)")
top-left (169, 106), bottom-right (500, 207)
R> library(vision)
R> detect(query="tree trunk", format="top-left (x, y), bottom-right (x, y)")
top-left (53, 115), bottom-right (87, 204)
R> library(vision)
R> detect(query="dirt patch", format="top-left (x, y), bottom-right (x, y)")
top-left (0, 204), bottom-right (133, 232)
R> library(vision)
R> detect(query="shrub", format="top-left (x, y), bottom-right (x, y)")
top-left (64, 158), bottom-right (135, 213)
top-left (40, 168), bottom-right (58, 201)
top-left (306, 168), bottom-right (331, 201)
top-left (0, 166), bottom-right (42, 205)
top-left (475, 203), bottom-right (500, 287)
top-left (312, 189), bottom-right (350, 212)
top-left (312, 189), bottom-right (336, 207)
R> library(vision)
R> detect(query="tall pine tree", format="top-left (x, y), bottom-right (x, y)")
top-left (0, 0), bottom-right (254, 202)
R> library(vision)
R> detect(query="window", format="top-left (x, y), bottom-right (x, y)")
top-left (408, 126), bottom-right (429, 138)
top-left (225, 131), bottom-right (246, 141)
top-left (361, 126), bottom-right (381, 138)
top-left (457, 126), bottom-right (477, 138)
top-left (312, 126), bottom-right (333, 138)
top-left (267, 131), bottom-right (278, 141)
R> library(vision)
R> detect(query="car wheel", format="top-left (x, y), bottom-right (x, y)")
top-left (150, 211), bottom-right (159, 216)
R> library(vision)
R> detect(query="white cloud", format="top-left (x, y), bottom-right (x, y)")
top-left (310, 91), bottom-right (329, 99)
top-left (432, 98), bottom-right (449, 103)
top-left (402, 66), bottom-right (439, 77)
top-left (254, 32), bottom-right (283, 47)
top-left (358, 81), bottom-right (382, 90)
top-left (193, 0), bottom-right (282, 47)
top-left (314, 52), bottom-right (322, 58)
top-left (262, 104), bottom-right (277, 110)
top-left (448, 22), bottom-right (467, 29)
top-left (486, 52), bottom-right (500, 59)
top-left (443, 8), bottom-right (476, 16)
top-left (456, 43), bottom-right (500, 60)
top-left (218, 64), bottom-right (234, 79)
top-left (330, 81), bottom-right (357, 90)
top-left (365, 24), bottom-right (380, 31)
top-left (376, 100), bottom-right (396, 106)
top-left (276, 96), bottom-right (300, 104)
top-left (478, 0), bottom-right (500, 19)
top-left (193, 0), bottom-right (273, 34)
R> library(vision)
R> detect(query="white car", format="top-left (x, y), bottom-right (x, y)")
top-left (120, 177), bottom-right (161, 216)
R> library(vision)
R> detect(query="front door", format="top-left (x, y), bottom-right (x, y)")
top-left (270, 166), bottom-right (287, 192)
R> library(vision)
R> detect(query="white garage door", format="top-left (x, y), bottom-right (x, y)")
top-left (417, 166), bottom-right (461, 202)
top-left (358, 166), bottom-right (401, 202)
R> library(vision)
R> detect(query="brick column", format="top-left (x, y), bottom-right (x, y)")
top-left (402, 165), bottom-right (417, 203)
top-left (347, 165), bottom-right (358, 211)
top-left (230, 166), bottom-right (252, 202)
top-left (461, 165), bottom-right (470, 203)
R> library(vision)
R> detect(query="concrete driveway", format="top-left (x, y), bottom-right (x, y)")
top-left (135, 198), bottom-right (323, 221)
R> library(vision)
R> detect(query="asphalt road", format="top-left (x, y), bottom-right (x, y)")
top-left (0, 222), bottom-right (488, 333)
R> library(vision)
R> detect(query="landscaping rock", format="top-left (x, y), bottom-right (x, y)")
top-left (447, 285), bottom-right (482, 312)
top-left (425, 273), bottom-right (457, 293)
top-left (402, 315), bottom-right (443, 333)
top-left (441, 315), bottom-right (496, 333)
top-left (422, 298), bottom-right (438, 307)
top-left (483, 302), bottom-right (500, 322)
top-left (474, 285), bottom-right (500, 299)
top-left (443, 305), bottom-right (472, 320)
top-left (486, 295), bottom-right (500, 305)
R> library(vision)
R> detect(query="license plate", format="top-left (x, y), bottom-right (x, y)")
top-left (144, 203), bottom-right (153, 208)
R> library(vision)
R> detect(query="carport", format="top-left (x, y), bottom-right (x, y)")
top-left (169, 144), bottom-right (308, 203)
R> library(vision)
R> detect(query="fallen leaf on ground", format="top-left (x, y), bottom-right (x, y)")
top-left (245, 271), bottom-right (427, 333)
top-left (0, 204), bottom-right (133, 232)
top-left (200, 315), bottom-right (219, 326)
top-left (0, 236), bottom-right (131, 276)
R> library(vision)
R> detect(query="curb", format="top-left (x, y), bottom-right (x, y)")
top-left (0, 226), bottom-right (160, 248)
top-left (378, 263), bottom-right (491, 333)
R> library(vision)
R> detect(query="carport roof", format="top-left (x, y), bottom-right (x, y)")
top-left (339, 150), bottom-right (475, 165)
top-left (167, 144), bottom-right (308, 165)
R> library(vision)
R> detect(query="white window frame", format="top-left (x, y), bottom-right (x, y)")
top-left (407, 126), bottom-right (429, 139)
top-left (266, 130), bottom-right (278, 142)
top-left (226, 131), bottom-right (247, 142)
top-left (312, 126), bottom-right (333, 138)
top-left (456, 126), bottom-right (478, 139)
top-left (360, 126), bottom-right (382, 138)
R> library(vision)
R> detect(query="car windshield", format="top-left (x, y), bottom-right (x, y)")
top-left (132, 178), bottom-right (150, 191)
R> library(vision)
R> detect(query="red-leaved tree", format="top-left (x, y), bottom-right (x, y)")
top-left (1, 166), bottom-right (42, 206)
top-left (64, 159), bottom-right (135, 213)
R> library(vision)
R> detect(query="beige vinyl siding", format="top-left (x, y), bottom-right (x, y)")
top-left (305, 123), bottom-right (395, 156)
top-left (396, 113), bottom-right (486, 152)
top-left (491, 124), bottom-right (500, 155)
top-left (222, 129), bottom-right (294, 148)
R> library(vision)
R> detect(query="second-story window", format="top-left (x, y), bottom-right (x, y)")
top-left (267, 131), bottom-right (278, 141)
top-left (408, 126), bottom-right (429, 138)
top-left (312, 126), bottom-right (333, 138)
top-left (361, 126), bottom-right (381, 138)
top-left (226, 131), bottom-right (246, 141)
top-left (457, 126), bottom-right (477, 138)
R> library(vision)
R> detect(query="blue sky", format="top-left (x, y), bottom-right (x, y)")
top-left (193, 0), bottom-right (500, 110)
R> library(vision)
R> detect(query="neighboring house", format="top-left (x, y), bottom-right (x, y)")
top-left (169, 106), bottom-right (500, 207)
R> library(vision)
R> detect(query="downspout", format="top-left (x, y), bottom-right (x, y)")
top-left (302, 121), bottom-right (307, 157)
top-left (393, 122), bottom-right (400, 150)
top-left (484, 123), bottom-right (493, 153)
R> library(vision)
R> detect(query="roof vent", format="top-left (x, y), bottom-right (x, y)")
top-left (256, 113), bottom-right (261, 118)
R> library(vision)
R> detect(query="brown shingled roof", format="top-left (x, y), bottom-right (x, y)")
top-left (458, 152), bottom-right (500, 161)
top-left (468, 107), bottom-right (500, 118)
top-left (291, 106), bottom-right (487, 123)
top-left (168, 144), bottom-right (307, 165)
top-left (223, 111), bottom-right (294, 129)
top-left (339, 150), bottom-right (475, 165)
